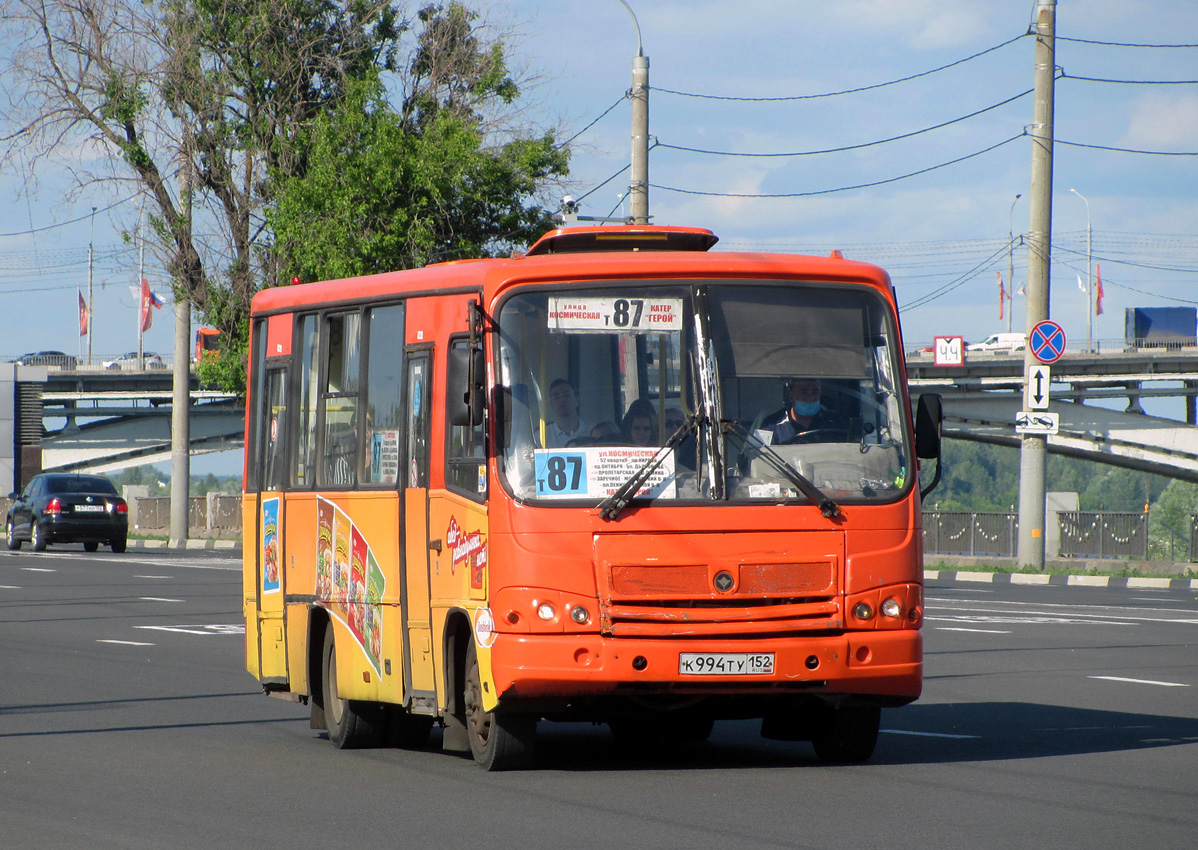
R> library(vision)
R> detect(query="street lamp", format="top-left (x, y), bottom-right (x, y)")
top-left (1070, 188), bottom-right (1092, 352)
top-left (616, 0), bottom-right (649, 224)
top-left (1008, 193), bottom-right (1022, 334)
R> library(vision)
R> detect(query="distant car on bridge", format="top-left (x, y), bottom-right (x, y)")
top-left (967, 332), bottom-right (1026, 352)
top-left (13, 350), bottom-right (78, 369)
top-left (102, 351), bottom-right (166, 370)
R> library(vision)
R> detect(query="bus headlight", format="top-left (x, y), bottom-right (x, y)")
top-left (569, 605), bottom-right (590, 625)
top-left (853, 602), bottom-right (874, 621)
top-left (536, 602), bottom-right (556, 621)
top-left (881, 598), bottom-right (902, 619)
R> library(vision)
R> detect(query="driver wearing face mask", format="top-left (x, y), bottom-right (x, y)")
top-left (770, 378), bottom-right (848, 444)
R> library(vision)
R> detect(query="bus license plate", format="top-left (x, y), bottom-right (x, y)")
top-left (679, 652), bottom-right (774, 676)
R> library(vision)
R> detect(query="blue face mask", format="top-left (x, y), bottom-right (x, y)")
top-left (792, 400), bottom-right (821, 418)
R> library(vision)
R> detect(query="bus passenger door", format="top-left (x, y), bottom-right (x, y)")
top-left (401, 350), bottom-right (437, 708)
top-left (250, 365), bottom-right (289, 687)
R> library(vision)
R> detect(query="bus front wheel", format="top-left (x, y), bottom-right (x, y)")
top-left (811, 704), bottom-right (880, 764)
top-left (321, 629), bottom-right (383, 749)
top-left (463, 640), bottom-right (535, 770)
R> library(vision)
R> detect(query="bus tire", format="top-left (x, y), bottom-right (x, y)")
top-left (464, 640), bottom-right (535, 770)
top-left (811, 704), bottom-right (880, 764)
top-left (321, 629), bottom-right (383, 749)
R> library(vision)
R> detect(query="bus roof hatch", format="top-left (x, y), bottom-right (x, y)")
top-left (525, 225), bottom-right (719, 256)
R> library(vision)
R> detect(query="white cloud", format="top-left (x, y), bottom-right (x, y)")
top-left (1121, 93), bottom-right (1198, 150)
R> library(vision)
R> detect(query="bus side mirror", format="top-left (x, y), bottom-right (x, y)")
top-left (915, 393), bottom-right (943, 500)
top-left (915, 393), bottom-right (942, 459)
top-left (448, 346), bottom-right (485, 427)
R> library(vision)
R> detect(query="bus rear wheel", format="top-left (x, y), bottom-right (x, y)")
top-left (321, 629), bottom-right (383, 749)
top-left (811, 704), bottom-right (880, 764)
top-left (463, 640), bottom-right (535, 770)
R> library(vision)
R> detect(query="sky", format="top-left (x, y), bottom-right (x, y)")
top-left (1, 0), bottom-right (1196, 472)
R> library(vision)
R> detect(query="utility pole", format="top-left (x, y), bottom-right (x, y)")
top-left (619, 0), bottom-right (649, 224)
top-left (137, 205), bottom-right (145, 367)
top-left (1017, 0), bottom-right (1056, 570)
top-left (1008, 193), bottom-right (1021, 334)
top-left (170, 143), bottom-right (192, 545)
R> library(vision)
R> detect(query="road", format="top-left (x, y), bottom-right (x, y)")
top-left (2, 549), bottom-right (1195, 849)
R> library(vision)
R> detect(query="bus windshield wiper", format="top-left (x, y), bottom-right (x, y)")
top-left (598, 412), bottom-right (704, 521)
top-left (723, 421), bottom-right (843, 520)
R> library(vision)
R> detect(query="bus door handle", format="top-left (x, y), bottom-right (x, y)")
top-left (428, 539), bottom-right (442, 553)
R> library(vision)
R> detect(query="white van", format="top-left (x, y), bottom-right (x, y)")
top-left (967, 332), bottom-right (1026, 352)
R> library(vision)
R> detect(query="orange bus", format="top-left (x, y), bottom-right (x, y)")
top-left (194, 327), bottom-right (221, 363)
top-left (242, 225), bottom-right (943, 770)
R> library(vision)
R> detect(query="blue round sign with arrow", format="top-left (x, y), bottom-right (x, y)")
top-left (1029, 319), bottom-right (1067, 363)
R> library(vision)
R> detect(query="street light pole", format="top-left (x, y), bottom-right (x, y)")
top-left (1070, 188), bottom-right (1092, 352)
top-left (617, 0), bottom-right (649, 224)
top-left (1008, 193), bottom-right (1022, 334)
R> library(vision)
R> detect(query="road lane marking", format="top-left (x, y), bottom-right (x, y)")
top-left (935, 627), bottom-right (1012, 634)
top-left (21, 567), bottom-right (55, 572)
top-left (98, 639), bottom-right (155, 646)
top-left (135, 624), bottom-right (244, 636)
top-left (882, 729), bottom-right (980, 739)
top-left (139, 597), bottom-right (185, 603)
top-left (134, 575), bottom-right (173, 579)
top-left (1088, 676), bottom-right (1190, 688)
top-left (0, 585), bottom-right (20, 589)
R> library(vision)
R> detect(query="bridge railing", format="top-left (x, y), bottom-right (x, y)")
top-left (922, 511), bottom-right (1018, 557)
top-left (1057, 511), bottom-right (1148, 560)
top-left (133, 494), bottom-right (241, 534)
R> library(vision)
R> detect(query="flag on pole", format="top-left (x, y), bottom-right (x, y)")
top-left (139, 277), bottom-right (165, 331)
top-left (78, 290), bottom-right (89, 336)
top-left (997, 271), bottom-right (1005, 320)
top-left (1095, 264), bottom-right (1104, 316)
top-left (1016, 282), bottom-right (1026, 297)
top-left (1077, 274), bottom-right (1086, 292)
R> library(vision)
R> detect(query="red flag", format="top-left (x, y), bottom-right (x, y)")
top-left (997, 271), bottom-right (1005, 320)
top-left (78, 291), bottom-right (89, 336)
top-left (139, 277), bottom-right (163, 331)
top-left (1095, 264), bottom-right (1104, 316)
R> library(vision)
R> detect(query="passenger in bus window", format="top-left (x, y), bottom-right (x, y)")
top-left (589, 421), bottom-right (621, 444)
top-left (545, 379), bottom-right (592, 448)
top-left (622, 412), bottom-right (654, 446)
top-left (770, 378), bottom-right (849, 444)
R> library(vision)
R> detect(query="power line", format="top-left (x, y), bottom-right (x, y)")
top-left (1056, 138), bottom-right (1198, 156)
top-left (653, 33), bottom-right (1027, 102)
top-left (0, 194), bottom-right (138, 238)
top-left (652, 133), bottom-right (1025, 199)
top-left (562, 95), bottom-right (627, 148)
top-left (656, 90), bottom-right (1032, 158)
top-left (1056, 35), bottom-right (1198, 48)
top-left (1061, 72), bottom-right (1198, 85)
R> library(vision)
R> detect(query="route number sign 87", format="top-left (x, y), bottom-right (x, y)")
top-left (535, 452), bottom-right (587, 496)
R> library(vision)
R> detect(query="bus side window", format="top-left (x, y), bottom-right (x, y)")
top-left (319, 312), bottom-right (361, 488)
top-left (446, 338), bottom-right (486, 499)
top-left (291, 314), bottom-right (319, 488)
top-left (362, 304), bottom-right (405, 485)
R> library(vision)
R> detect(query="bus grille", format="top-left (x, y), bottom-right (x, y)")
top-left (598, 561), bottom-right (842, 637)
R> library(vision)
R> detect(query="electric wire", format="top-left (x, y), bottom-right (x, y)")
top-left (651, 133), bottom-right (1025, 198)
top-left (1056, 138), bottom-right (1198, 156)
top-left (656, 89), bottom-right (1032, 158)
top-left (653, 33), bottom-right (1027, 102)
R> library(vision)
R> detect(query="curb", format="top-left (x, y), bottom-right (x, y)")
top-left (925, 569), bottom-right (1198, 591)
top-left (129, 539), bottom-right (240, 552)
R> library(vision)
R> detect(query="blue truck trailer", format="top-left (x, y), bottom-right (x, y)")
top-left (1125, 307), bottom-right (1197, 348)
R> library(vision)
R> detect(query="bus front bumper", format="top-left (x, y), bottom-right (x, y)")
top-left (488, 629), bottom-right (922, 704)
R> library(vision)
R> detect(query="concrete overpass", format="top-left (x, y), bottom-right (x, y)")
top-left (907, 347), bottom-right (1198, 482)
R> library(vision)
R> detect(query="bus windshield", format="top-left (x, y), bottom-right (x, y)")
top-left (496, 280), bottom-right (910, 507)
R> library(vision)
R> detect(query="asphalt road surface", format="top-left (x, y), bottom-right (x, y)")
top-left (2, 548), bottom-right (1195, 849)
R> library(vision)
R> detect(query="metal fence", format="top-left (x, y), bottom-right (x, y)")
top-left (922, 511), bottom-right (1018, 557)
top-left (1057, 511), bottom-right (1148, 560)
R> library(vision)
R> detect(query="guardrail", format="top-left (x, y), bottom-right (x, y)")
top-left (922, 511), bottom-right (1018, 557)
